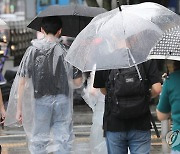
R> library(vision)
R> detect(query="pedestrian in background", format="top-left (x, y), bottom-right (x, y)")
top-left (156, 60), bottom-right (180, 154)
top-left (5, 16), bottom-right (82, 154)
top-left (82, 70), bottom-right (108, 154)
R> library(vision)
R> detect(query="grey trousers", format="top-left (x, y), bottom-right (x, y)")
top-left (28, 95), bottom-right (73, 154)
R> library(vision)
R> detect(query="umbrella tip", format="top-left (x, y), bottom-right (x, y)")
top-left (117, 0), bottom-right (122, 11)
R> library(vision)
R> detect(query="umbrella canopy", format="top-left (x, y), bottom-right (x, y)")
top-left (148, 26), bottom-right (180, 61)
top-left (27, 5), bottom-right (106, 37)
top-left (65, 2), bottom-right (180, 72)
top-left (0, 18), bottom-right (8, 29)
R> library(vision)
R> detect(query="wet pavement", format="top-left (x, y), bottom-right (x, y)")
top-left (0, 127), bottom-right (169, 154)
top-left (0, 138), bottom-right (168, 154)
top-left (0, 105), bottom-right (171, 154)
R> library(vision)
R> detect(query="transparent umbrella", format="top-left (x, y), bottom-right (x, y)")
top-left (65, 2), bottom-right (180, 72)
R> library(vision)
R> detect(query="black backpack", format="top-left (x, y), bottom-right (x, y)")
top-left (106, 64), bottom-right (151, 119)
top-left (30, 46), bottom-right (69, 98)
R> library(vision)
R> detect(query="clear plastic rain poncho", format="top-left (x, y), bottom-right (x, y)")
top-left (81, 69), bottom-right (107, 154)
top-left (5, 37), bottom-right (75, 154)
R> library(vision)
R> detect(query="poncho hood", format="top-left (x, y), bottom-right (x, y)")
top-left (31, 38), bottom-right (65, 56)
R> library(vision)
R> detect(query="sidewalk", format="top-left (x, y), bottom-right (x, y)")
top-left (0, 126), bottom-right (165, 154)
top-left (0, 104), bottom-right (171, 154)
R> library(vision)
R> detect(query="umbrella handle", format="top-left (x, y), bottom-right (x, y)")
top-left (128, 49), bottom-right (142, 81)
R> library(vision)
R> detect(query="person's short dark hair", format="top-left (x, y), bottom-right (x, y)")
top-left (41, 16), bottom-right (62, 35)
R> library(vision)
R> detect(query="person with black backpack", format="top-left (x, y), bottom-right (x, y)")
top-left (93, 60), bottom-right (162, 154)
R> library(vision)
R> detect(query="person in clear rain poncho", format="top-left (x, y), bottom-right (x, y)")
top-left (82, 69), bottom-right (130, 154)
top-left (82, 70), bottom-right (107, 154)
top-left (5, 16), bottom-right (83, 154)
